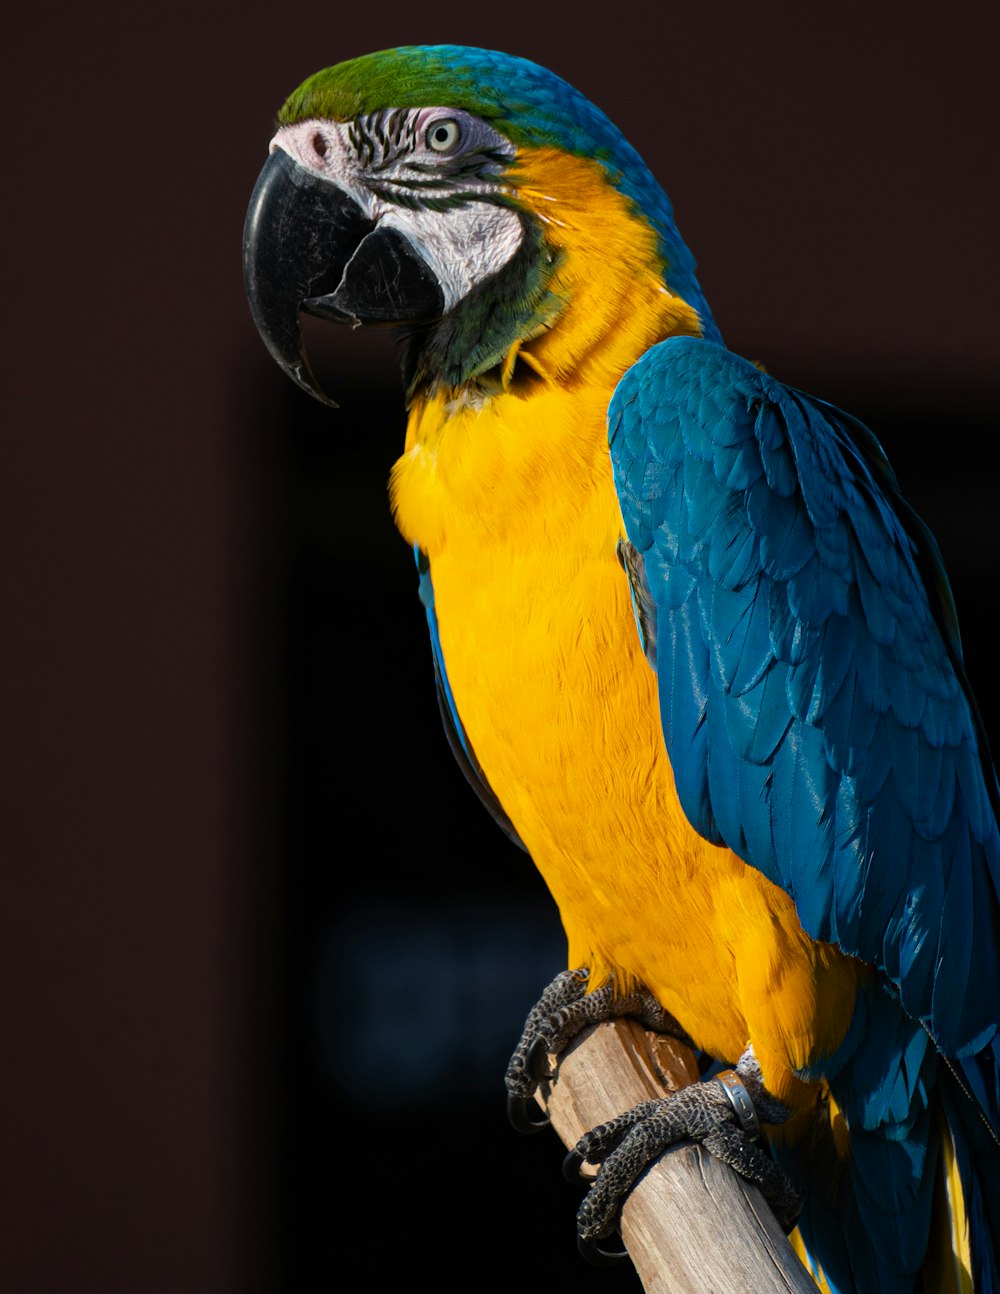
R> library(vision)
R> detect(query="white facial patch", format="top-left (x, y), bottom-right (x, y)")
top-left (271, 109), bottom-right (525, 312)
top-left (376, 203), bottom-right (524, 312)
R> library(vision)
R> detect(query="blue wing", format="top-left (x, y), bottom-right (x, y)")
top-left (608, 337), bottom-right (1000, 1291)
top-left (608, 335), bottom-right (1000, 1062)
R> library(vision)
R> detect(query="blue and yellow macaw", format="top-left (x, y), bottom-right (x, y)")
top-left (243, 46), bottom-right (1000, 1292)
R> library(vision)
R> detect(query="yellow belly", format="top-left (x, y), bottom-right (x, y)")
top-left (390, 377), bottom-right (859, 1111)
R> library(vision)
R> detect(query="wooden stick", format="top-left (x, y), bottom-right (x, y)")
top-left (537, 1019), bottom-right (817, 1293)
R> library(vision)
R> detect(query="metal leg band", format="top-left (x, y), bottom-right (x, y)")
top-left (714, 1069), bottom-right (761, 1141)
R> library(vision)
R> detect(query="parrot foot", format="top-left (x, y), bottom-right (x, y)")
top-left (505, 967), bottom-right (688, 1134)
top-left (567, 1047), bottom-right (801, 1264)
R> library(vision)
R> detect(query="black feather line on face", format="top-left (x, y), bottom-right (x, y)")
top-left (387, 108), bottom-right (406, 146)
top-left (400, 214), bottom-right (564, 398)
top-left (405, 148), bottom-right (510, 182)
top-left (372, 114), bottom-right (390, 152)
top-left (366, 185), bottom-right (513, 215)
top-left (348, 119), bottom-right (375, 167)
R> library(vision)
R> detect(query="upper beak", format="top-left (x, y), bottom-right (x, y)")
top-left (243, 148), bottom-right (445, 406)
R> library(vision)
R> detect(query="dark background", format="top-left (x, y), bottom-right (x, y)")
top-left (4, 3), bottom-right (998, 1290)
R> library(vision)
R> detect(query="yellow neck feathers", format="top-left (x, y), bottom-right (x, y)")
top-left (390, 146), bottom-right (702, 556)
top-left (507, 146), bottom-right (702, 383)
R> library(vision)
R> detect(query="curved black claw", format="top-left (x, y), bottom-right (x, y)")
top-left (507, 1092), bottom-right (551, 1134)
top-left (563, 1148), bottom-right (588, 1182)
top-left (578, 1234), bottom-right (630, 1267)
top-left (505, 969), bottom-right (591, 1133)
top-left (507, 1036), bottom-right (557, 1131)
top-left (525, 1033), bottom-right (554, 1083)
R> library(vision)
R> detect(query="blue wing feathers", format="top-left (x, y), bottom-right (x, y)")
top-left (664, 597), bottom-right (722, 845)
top-left (608, 335), bottom-right (1000, 1051)
top-left (608, 335), bottom-right (1000, 1287)
top-left (736, 757), bottom-right (775, 869)
top-left (710, 581), bottom-right (772, 695)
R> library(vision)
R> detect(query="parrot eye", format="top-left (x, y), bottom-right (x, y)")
top-left (426, 119), bottom-right (462, 153)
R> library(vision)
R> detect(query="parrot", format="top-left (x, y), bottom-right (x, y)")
top-left (242, 45), bottom-right (1000, 1293)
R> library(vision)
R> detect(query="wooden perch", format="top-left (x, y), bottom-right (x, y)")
top-left (536, 1020), bottom-right (817, 1293)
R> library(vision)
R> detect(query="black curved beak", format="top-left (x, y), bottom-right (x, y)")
top-left (243, 148), bottom-right (445, 406)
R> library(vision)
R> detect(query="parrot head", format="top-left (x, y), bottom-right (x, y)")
top-left (244, 45), bottom-right (715, 404)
